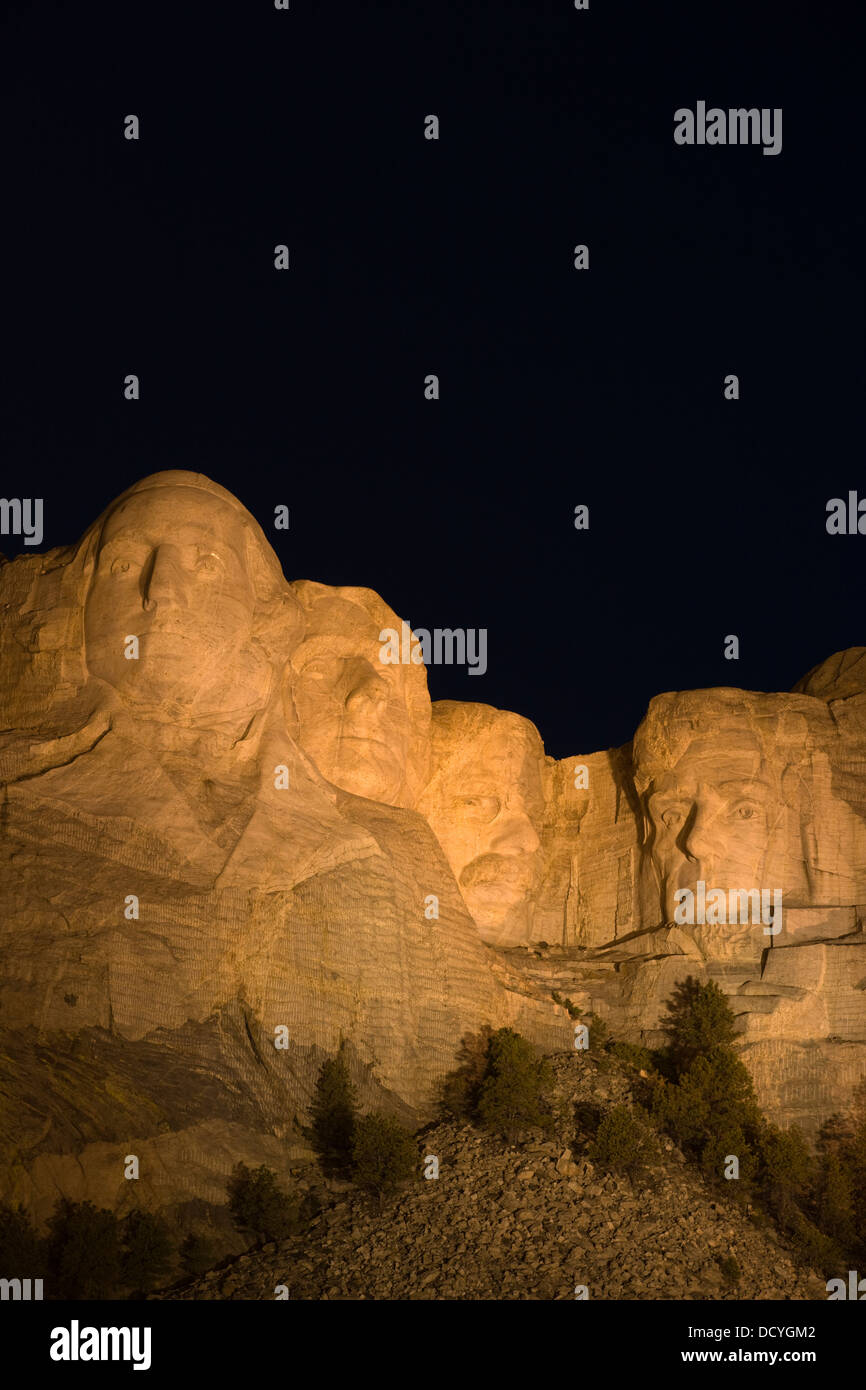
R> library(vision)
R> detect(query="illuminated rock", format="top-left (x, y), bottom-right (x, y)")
top-left (417, 702), bottom-right (545, 947)
top-left (0, 473), bottom-right (570, 1218)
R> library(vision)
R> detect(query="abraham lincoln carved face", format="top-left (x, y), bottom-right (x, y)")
top-left (632, 687), bottom-right (866, 920)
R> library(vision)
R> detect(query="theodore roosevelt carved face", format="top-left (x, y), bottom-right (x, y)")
top-left (418, 702), bottom-right (545, 946)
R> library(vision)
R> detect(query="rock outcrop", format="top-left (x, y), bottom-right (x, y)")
top-left (512, 677), bottom-right (866, 1137)
top-left (2, 467), bottom-right (864, 1225)
top-left (162, 1053), bottom-right (826, 1302)
top-left (0, 473), bottom-right (570, 1221)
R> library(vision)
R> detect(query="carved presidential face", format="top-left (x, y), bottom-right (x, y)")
top-left (292, 637), bottom-right (414, 807)
top-left (420, 708), bottom-right (544, 945)
top-left (290, 585), bottom-right (430, 809)
top-left (84, 488), bottom-right (273, 722)
top-left (644, 732), bottom-right (784, 919)
top-left (634, 687), bottom-right (866, 927)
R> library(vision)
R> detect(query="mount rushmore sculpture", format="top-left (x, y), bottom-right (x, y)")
top-left (1, 471), bottom-right (864, 1218)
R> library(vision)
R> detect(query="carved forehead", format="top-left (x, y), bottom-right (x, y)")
top-left (291, 579), bottom-right (431, 707)
top-left (98, 488), bottom-right (250, 552)
top-left (650, 734), bottom-right (763, 779)
top-left (632, 688), bottom-right (818, 794)
top-left (430, 702), bottom-right (544, 785)
top-left (293, 580), bottom-right (404, 638)
top-left (295, 595), bottom-right (384, 648)
top-left (83, 473), bottom-right (292, 609)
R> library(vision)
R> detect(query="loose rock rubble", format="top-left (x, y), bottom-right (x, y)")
top-left (164, 1053), bottom-right (827, 1301)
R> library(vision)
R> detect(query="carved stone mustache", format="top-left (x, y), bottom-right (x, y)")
top-left (460, 852), bottom-right (538, 891)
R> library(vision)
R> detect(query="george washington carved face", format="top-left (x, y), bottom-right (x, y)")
top-left (84, 484), bottom-right (280, 726)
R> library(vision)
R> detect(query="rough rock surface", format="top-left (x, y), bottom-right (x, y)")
top-left (2, 467), bottom-right (865, 1223)
top-left (510, 675), bottom-right (866, 1137)
top-left (163, 1054), bottom-right (826, 1302)
top-left (793, 647), bottom-right (866, 701)
top-left (0, 473), bottom-right (571, 1220)
top-left (532, 744), bottom-right (651, 949)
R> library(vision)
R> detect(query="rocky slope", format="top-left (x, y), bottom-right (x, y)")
top-left (162, 1052), bottom-right (827, 1302)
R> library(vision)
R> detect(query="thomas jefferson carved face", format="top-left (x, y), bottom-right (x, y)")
top-left (84, 487), bottom-right (274, 725)
top-left (419, 703), bottom-right (545, 945)
top-left (290, 582), bottom-right (430, 809)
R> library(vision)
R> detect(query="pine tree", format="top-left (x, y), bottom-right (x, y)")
top-left (0, 1203), bottom-right (42, 1276)
top-left (660, 976), bottom-right (737, 1078)
top-left (816, 1111), bottom-right (854, 1157)
top-left (838, 1086), bottom-right (866, 1258)
top-left (120, 1209), bottom-right (174, 1296)
top-left (757, 1123), bottom-right (814, 1226)
top-left (309, 1042), bottom-right (359, 1177)
top-left (351, 1113), bottom-right (416, 1205)
top-left (815, 1151), bottom-right (856, 1253)
top-left (476, 1028), bottom-right (553, 1141)
top-left (226, 1164), bottom-right (298, 1243)
top-left (700, 1121), bottom-right (758, 1189)
top-left (590, 1105), bottom-right (655, 1179)
top-left (44, 1199), bottom-right (121, 1299)
top-left (439, 1024), bottom-right (494, 1120)
top-left (653, 1047), bottom-right (761, 1159)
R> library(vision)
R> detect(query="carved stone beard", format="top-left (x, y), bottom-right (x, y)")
top-left (101, 638), bottom-right (275, 748)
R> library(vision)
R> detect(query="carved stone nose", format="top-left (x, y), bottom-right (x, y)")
top-left (142, 546), bottom-right (185, 611)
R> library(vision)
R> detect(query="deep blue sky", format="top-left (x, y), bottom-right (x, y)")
top-left (3, 0), bottom-right (863, 757)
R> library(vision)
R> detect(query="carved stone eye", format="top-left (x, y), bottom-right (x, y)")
top-left (661, 808), bottom-right (682, 829)
top-left (736, 805), bottom-right (756, 820)
top-left (110, 557), bottom-right (131, 575)
top-left (299, 658), bottom-right (334, 682)
top-left (456, 795), bottom-right (500, 824)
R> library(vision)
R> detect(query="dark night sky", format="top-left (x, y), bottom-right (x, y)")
top-left (3, 0), bottom-right (863, 758)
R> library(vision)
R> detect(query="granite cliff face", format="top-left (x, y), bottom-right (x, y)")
top-left (1, 471), bottom-right (864, 1223)
top-left (519, 678), bottom-right (866, 1138)
top-left (0, 473), bottom-right (569, 1222)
